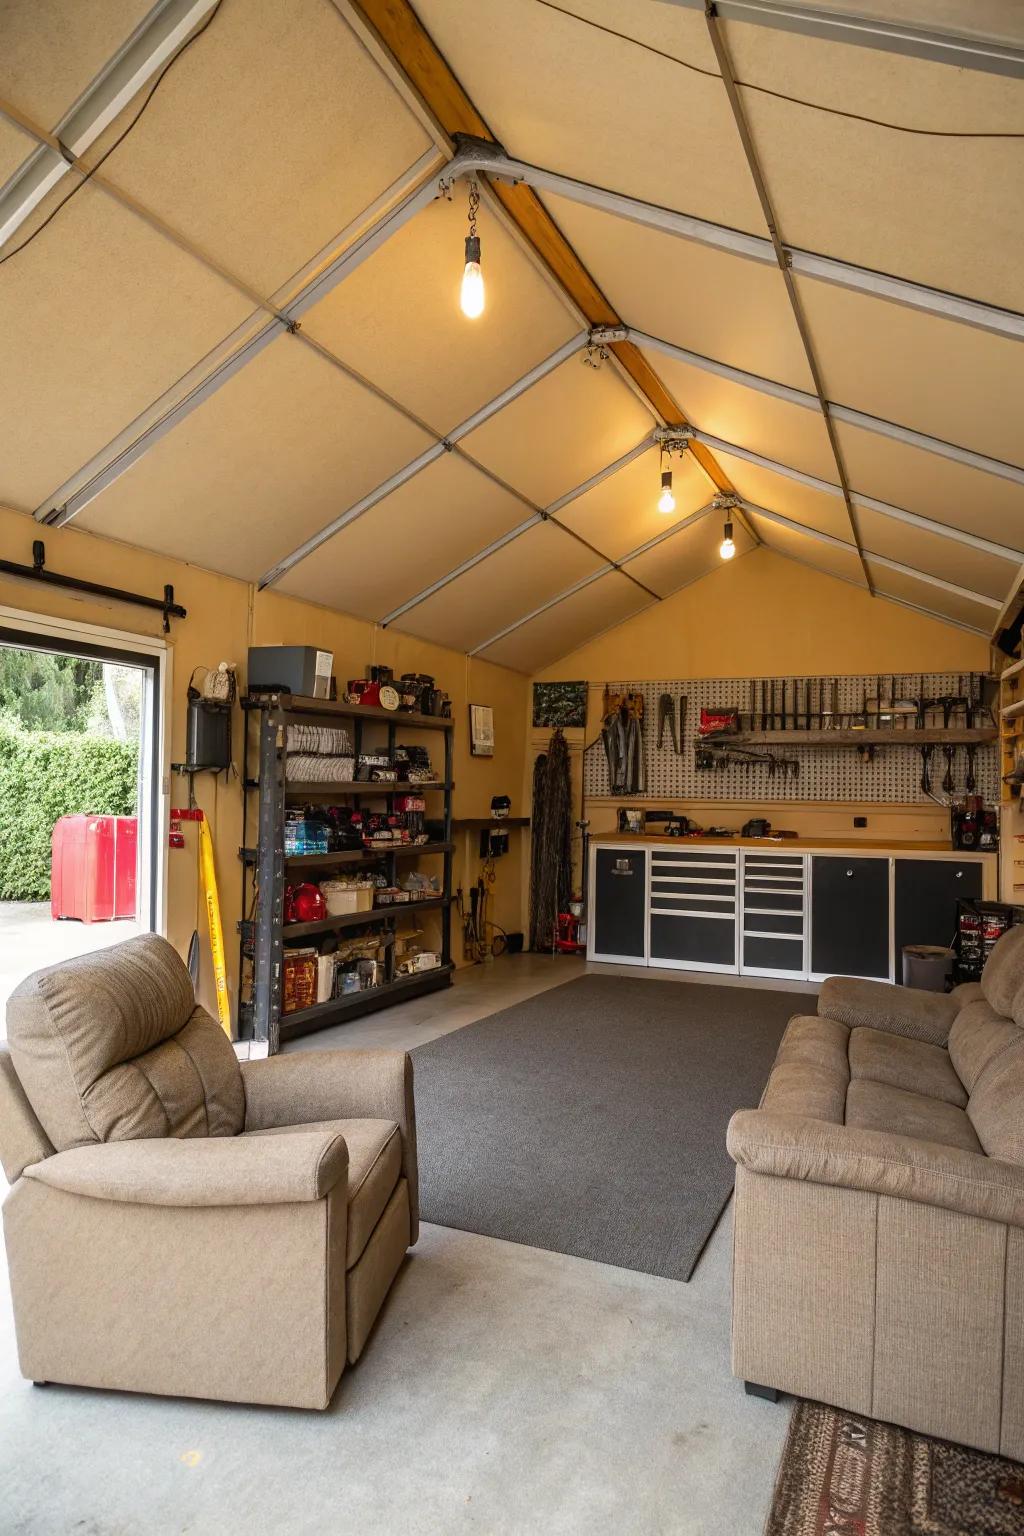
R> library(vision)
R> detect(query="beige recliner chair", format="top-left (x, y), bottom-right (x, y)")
top-left (0, 933), bottom-right (417, 1409)
top-left (728, 923), bottom-right (1024, 1459)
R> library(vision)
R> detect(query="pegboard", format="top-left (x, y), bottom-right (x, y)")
top-left (583, 675), bottom-right (998, 805)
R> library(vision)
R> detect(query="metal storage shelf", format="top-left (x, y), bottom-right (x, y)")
top-left (239, 693), bottom-right (454, 1051)
top-left (279, 963), bottom-right (455, 1041)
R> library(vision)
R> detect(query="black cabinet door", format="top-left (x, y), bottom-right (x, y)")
top-left (592, 848), bottom-right (646, 959)
top-left (894, 858), bottom-right (982, 963)
top-left (811, 856), bottom-right (890, 979)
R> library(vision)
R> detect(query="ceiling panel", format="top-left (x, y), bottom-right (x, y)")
top-left (459, 357), bottom-right (654, 507)
top-left (559, 448), bottom-right (707, 562)
top-left (544, 193), bottom-right (812, 391)
top-left (477, 569), bottom-right (651, 673)
top-left (637, 345), bottom-right (836, 479)
top-left (725, 20), bottom-right (1024, 310)
top-left (865, 562), bottom-right (999, 633)
top-left (624, 512), bottom-right (755, 598)
top-left (395, 521), bottom-right (603, 653)
top-left (855, 506), bottom-right (1019, 602)
top-left (77, 339), bottom-right (433, 583)
top-left (86, 0), bottom-right (431, 296)
top-left (0, 0), bottom-right (153, 129)
top-left (414, 0), bottom-right (765, 235)
top-left (837, 422), bottom-right (1024, 551)
top-left (276, 454), bottom-right (532, 621)
top-left (301, 192), bottom-right (577, 435)
top-left (747, 515), bottom-right (866, 586)
top-left (0, 182), bottom-right (255, 512)
top-left (709, 452), bottom-right (854, 543)
top-left (797, 277), bottom-right (1024, 470)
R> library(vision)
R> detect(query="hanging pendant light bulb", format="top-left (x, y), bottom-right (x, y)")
top-left (719, 520), bottom-right (736, 560)
top-left (459, 180), bottom-right (484, 319)
top-left (657, 447), bottom-right (675, 514)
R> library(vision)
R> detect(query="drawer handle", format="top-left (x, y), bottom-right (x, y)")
top-left (846, 869), bottom-right (853, 877)
top-left (955, 870), bottom-right (963, 879)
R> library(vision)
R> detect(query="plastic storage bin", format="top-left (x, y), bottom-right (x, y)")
top-left (51, 815), bottom-right (137, 924)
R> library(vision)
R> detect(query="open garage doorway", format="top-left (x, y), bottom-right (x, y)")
top-left (0, 622), bottom-right (164, 1031)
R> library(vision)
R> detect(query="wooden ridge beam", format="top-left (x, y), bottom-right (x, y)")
top-left (345, 0), bottom-right (734, 496)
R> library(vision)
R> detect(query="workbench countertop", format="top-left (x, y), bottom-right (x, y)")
top-left (595, 833), bottom-right (994, 856)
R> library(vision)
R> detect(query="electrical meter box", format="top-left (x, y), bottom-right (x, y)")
top-left (247, 646), bottom-right (334, 699)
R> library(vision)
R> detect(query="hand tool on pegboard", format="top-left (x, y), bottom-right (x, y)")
top-left (942, 745), bottom-right (957, 794)
top-left (920, 744), bottom-right (934, 795)
top-left (657, 693), bottom-right (677, 752)
top-left (965, 742), bottom-right (978, 792)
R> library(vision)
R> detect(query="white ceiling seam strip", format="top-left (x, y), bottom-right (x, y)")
top-left (743, 501), bottom-right (1002, 609)
top-left (690, 430), bottom-right (1024, 564)
top-left (0, 0), bottom-right (219, 250)
top-left (39, 147), bottom-right (465, 526)
top-left (665, 1), bottom-right (1024, 81)
top-left (458, 147), bottom-right (1024, 342)
top-left (764, 544), bottom-right (991, 638)
top-left (379, 434), bottom-right (658, 625)
top-left (631, 331), bottom-right (1024, 485)
top-left (258, 331), bottom-right (590, 588)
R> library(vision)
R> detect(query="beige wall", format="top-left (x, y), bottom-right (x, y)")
top-left (528, 548), bottom-right (994, 879)
top-left (0, 506), bottom-right (529, 1020)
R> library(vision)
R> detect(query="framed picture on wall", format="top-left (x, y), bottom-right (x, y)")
top-left (469, 704), bottom-right (494, 757)
top-left (533, 680), bottom-right (587, 729)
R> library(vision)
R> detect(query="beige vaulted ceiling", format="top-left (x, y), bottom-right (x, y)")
top-left (1, 0), bottom-right (1022, 672)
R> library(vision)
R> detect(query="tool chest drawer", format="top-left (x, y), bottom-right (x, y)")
top-left (740, 852), bottom-right (807, 978)
top-left (649, 850), bottom-right (738, 972)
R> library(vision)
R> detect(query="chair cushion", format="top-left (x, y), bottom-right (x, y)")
top-left (6, 933), bottom-right (243, 1151)
top-left (817, 976), bottom-right (958, 1046)
top-left (967, 1038), bottom-right (1024, 1165)
top-left (980, 922), bottom-right (1024, 1017)
top-left (247, 1117), bottom-right (401, 1266)
top-left (761, 1015), bottom-right (849, 1123)
top-left (849, 1027), bottom-right (967, 1108)
top-left (845, 1079), bottom-right (982, 1154)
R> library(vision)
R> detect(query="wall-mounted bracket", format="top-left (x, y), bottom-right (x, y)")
top-left (0, 539), bottom-right (187, 632)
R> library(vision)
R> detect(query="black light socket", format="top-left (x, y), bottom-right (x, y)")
top-left (464, 233), bottom-right (481, 264)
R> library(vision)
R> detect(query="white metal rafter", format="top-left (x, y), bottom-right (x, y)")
top-left (0, 0), bottom-right (220, 251)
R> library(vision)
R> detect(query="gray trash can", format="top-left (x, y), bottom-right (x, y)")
top-left (902, 943), bottom-right (954, 991)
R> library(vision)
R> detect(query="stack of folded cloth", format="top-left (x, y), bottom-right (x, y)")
top-left (285, 722), bottom-right (355, 782)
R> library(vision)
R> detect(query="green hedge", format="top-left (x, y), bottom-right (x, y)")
top-left (0, 717), bottom-right (138, 901)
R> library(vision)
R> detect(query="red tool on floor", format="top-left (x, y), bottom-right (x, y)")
top-left (554, 909), bottom-right (585, 954)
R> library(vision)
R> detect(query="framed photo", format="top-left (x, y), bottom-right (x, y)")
top-left (469, 704), bottom-right (494, 757)
top-left (533, 680), bottom-right (587, 729)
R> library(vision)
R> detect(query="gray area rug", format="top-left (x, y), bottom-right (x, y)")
top-left (412, 974), bottom-right (799, 1281)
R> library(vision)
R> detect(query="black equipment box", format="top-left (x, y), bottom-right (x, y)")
top-left (186, 692), bottom-right (231, 770)
top-left (247, 646), bottom-right (333, 699)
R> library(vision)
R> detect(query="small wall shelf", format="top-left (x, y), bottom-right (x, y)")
top-left (713, 728), bottom-right (996, 748)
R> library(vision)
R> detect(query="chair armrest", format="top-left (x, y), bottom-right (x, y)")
top-left (817, 976), bottom-right (959, 1046)
top-left (22, 1130), bottom-right (348, 1208)
top-left (241, 1050), bottom-right (419, 1239)
top-left (728, 1109), bottom-right (1024, 1228)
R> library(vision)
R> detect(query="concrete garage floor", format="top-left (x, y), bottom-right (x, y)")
top-left (0, 955), bottom-right (809, 1535)
top-left (0, 902), bottom-right (141, 1034)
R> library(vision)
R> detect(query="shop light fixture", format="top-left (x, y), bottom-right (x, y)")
top-left (714, 493), bottom-right (739, 559)
top-left (459, 180), bottom-right (484, 318)
top-left (657, 445), bottom-right (675, 514)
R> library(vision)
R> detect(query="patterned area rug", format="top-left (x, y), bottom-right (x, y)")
top-left (765, 1400), bottom-right (1024, 1536)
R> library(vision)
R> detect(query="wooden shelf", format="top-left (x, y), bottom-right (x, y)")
top-left (715, 728), bottom-right (997, 747)
top-left (1002, 700), bottom-right (1024, 721)
top-left (1001, 658), bottom-right (1024, 683)
top-left (285, 841), bottom-right (454, 869)
top-left (452, 816), bottom-right (530, 828)
top-left (279, 963), bottom-right (455, 1039)
top-left (243, 693), bottom-right (454, 730)
top-left (284, 780), bottom-right (447, 796)
top-left (282, 896), bottom-right (450, 941)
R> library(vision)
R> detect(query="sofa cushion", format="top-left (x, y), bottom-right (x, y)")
top-left (6, 934), bottom-right (244, 1150)
top-left (247, 1117), bottom-right (401, 1266)
top-left (967, 1039), bottom-right (1024, 1165)
top-left (848, 1027), bottom-right (967, 1108)
top-left (845, 1079), bottom-right (982, 1154)
top-left (761, 1015), bottom-right (849, 1122)
top-left (980, 923), bottom-right (1024, 1017)
top-left (818, 976), bottom-right (958, 1046)
top-left (947, 998), bottom-right (1023, 1092)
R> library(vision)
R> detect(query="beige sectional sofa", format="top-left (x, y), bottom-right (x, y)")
top-left (0, 933), bottom-right (417, 1409)
top-left (728, 925), bottom-right (1024, 1459)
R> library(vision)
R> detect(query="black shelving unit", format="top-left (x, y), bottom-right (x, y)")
top-left (239, 692), bottom-right (454, 1052)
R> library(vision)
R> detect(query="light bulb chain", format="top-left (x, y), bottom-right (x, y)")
top-left (467, 180), bottom-right (480, 238)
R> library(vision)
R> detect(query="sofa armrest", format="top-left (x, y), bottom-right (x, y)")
top-left (728, 1109), bottom-right (1024, 1228)
top-left (21, 1130), bottom-right (348, 1208)
top-left (817, 976), bottom-right (959, 1046)
top-left (241, 1050), bottom-right (419, 1238)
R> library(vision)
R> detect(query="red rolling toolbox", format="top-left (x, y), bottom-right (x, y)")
top-left (51, 815), bottom-right (138, 923)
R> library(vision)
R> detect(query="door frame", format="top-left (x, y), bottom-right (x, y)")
top-left (0, 603), bottom-right (171, 933)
